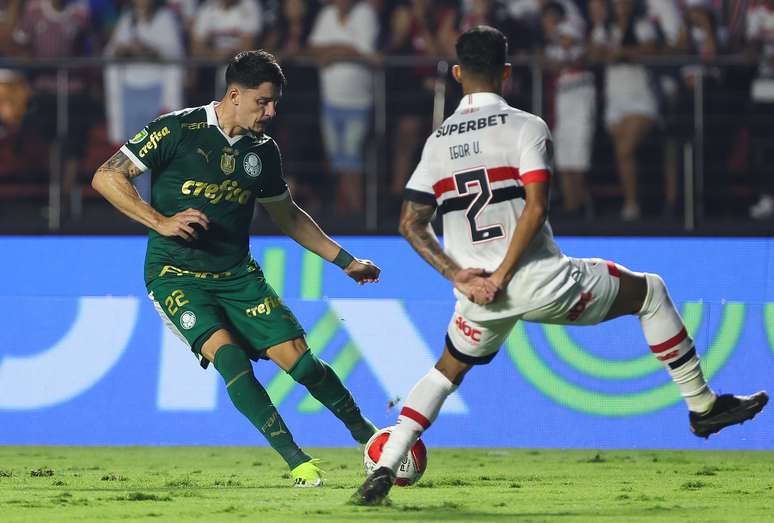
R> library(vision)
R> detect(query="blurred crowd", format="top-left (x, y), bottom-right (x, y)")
top-left (0, 0), bottom-right (773, 229)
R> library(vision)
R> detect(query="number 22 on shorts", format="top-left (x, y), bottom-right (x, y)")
top-left (165, 289), bottom-right (189, 316)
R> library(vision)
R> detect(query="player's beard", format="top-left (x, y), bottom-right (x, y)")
top-left (253, 119), bottom-right (271, 133)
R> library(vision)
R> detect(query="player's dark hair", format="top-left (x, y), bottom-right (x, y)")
top-left (225, 50), bottom-right (287, 90)
top-left (455, 26), bottom-right (508, 81)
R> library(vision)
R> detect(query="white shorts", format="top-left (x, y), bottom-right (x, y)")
top-left (604, 65), bottom-right (659, 127)
top-left (445, 258), bottom-right (622, 364)
top-left (605, 95), bottom-right (658, 128)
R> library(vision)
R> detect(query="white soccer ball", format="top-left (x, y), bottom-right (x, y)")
top-left (363, 426), bottom-right (428, 486)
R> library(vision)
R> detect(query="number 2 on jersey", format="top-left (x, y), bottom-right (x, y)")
top-left (454, 168), bottom-right (505, 243)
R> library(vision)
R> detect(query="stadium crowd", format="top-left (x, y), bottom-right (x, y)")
top-left (0, 0), bottom-right (772, 230)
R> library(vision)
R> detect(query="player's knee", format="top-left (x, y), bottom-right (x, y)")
top-left (287, 350), bottom-right (327, 387)
top-left (201, 343), bottom-right (219, 363)
top-left (435, 364), bottom-right (469, 386)
top-left (639, 273), bottom-right (668, 317)
top-left (211, 344), bottom-right (254, 383)
top-left (201, 329), bottom-right (240, 362)
top-left (436, 349), bottom-right (473, 386)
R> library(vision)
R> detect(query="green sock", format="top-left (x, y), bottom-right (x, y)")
top-left (288, 350), bottom-right (376, 444)
top-left (214, 344), bottom-right (310, 469)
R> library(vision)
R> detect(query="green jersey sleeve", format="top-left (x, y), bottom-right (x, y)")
top-left (255, 139), bottom-right (289, 202)
top-left (121, 115), bottom-right (183, 173)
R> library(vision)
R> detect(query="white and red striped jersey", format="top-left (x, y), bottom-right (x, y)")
top-left (405, 92), bottom-right (575, 320)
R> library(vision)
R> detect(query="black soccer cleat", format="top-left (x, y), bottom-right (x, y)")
top-left (349, 467), bottom-right (395, 506)
top-left (690, 391), bottom-right (769, 439)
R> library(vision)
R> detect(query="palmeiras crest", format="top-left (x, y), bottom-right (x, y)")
top-left (243, 152), bottom-right (262, 177)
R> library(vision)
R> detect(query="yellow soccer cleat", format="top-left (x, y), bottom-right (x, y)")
top-left (291, 458), bottom-right (324, 488)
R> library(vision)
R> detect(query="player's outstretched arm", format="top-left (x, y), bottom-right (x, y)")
top-left (261, 194), bottom-right (380, 284)
top-left (399, 200), bottom-right (495, 304)
top-left (92, 150), bottom-right (209, 241)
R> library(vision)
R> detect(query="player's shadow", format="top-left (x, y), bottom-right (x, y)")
top-left (343, 506), bottom-right (584, 521)
top-left (342, 503), bottom-right (693, 521)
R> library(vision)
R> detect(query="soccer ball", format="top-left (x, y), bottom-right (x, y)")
top-left (363, 426), bottom-right (427, 486)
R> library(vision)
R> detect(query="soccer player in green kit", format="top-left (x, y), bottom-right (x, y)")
top-left (92, 50), bottom-right (380, 487)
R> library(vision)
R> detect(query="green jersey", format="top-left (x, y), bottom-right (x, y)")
top-left (122, 103), bottom-right (288, 284)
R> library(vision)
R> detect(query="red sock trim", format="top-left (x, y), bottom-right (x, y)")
top-left (400, 407), bottom-right (431, 430)
top-left (650, 327), bottom-right (688, 353)
top-left (657, 350), bottom-right (679, 362)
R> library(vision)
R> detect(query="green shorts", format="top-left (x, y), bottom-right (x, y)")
top-left (147, 262), bottom-right (305, 365)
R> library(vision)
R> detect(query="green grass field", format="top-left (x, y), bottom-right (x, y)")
top-left (1, 447), bottom-right (773, 522)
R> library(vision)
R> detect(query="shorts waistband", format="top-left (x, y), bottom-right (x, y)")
top-left (149, 255), bottom-right (259, 283)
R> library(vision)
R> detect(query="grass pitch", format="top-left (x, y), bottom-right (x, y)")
top-left (1, 447), bottom-right (773, 522)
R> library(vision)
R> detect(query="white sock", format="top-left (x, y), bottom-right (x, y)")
top-left (639, 273), bottom-right (716, 413)
top-left (376, 367), bottom-right (456, 471)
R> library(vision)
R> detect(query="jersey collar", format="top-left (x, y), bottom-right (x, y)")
top-left (205, 101), bottom-right (255, 146)
top-left (455, 92), bottom-right (506, 112)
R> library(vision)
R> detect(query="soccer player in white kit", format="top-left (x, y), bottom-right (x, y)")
top-left (351, 25), bottom-right (768, 506)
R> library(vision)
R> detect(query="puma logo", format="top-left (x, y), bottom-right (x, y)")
top-left (196, 148), bottom-right (211, 163)
top-left (262, 412), bottom-right (288, 437)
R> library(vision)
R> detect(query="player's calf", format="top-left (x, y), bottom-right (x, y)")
top-left (375, 366), bottom-right (456, 473)
top-left (288, 350), bottom-right (376, 443)
top-left (637, 273), bottom-right (716, 415)
top-left (213, 344), bottom-right (311, 471)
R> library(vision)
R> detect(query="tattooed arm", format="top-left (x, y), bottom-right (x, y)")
top-left (92, 150), bottom-right (209, 240)
top-left (399, 200), bottom-right (496, 304)
top-left (398, 199), bottom-right (459, 280)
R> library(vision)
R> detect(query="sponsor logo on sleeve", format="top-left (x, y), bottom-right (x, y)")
top-left (129, 128), bottom-right (149, 144)
top-left (138, 127), bottom-right (171, 158)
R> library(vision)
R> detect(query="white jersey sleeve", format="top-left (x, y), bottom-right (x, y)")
top-left (512, 116), bottom-right (553, 185)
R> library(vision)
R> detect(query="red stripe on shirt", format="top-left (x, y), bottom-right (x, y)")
top-left (487, 166), bottom-right (520, 183)
top-left (400, 407), bottom-right (431, 430)
top-left (606, 261), bottom-right (620, 278)
top-left (520, 169), bottom-right (551, 185)
top-left (432, 177), bottom-right (457, 198)
top-left (432, 166), bottom-right (521, 198)
top-left (650, 327), bottom-right (688, 354)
